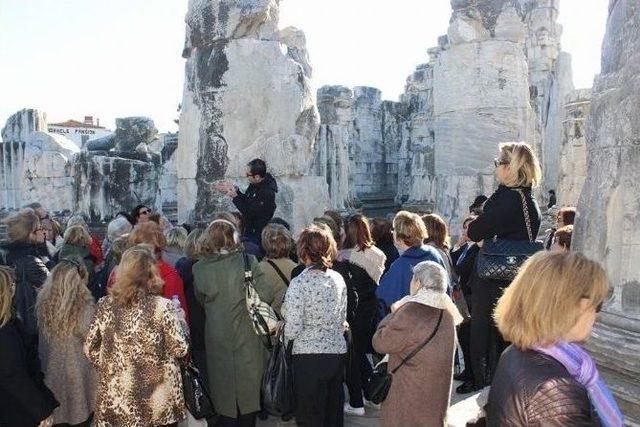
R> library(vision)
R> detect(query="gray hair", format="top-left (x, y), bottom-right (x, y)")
top-left (412, 261), bottom-right (448, 294)
top-left (107, 216), bottom-right (133, 242)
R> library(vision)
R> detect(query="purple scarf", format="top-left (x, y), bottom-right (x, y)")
top-left (534, 342), bottom-right (623, 427)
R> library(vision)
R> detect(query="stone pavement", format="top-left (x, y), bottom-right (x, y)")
top-left (257, 380), bottom-right (486, 427)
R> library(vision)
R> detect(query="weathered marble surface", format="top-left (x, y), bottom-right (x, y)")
top-left (74, 117), bottom-right (162, 221)
top-left (432, 1), bottom-right (536, 234)
top-left (0, 109), bottom-right (78, 211)
top-left (572, 0), bottom-right (640, 422)
top-left (178, 0), bottom-right (328, 229)
top-left (557, 88), bottom-right (590, 207)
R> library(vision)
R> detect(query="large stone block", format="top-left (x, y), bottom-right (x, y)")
top-left (573, 0), bottom-right (640, 422)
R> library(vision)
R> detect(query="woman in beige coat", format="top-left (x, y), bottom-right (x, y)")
top-left (373, 260), bottom-right (462, 427)
top-left (36, 258), bottom-right (96, 427)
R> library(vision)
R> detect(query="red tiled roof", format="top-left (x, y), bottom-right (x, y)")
top-left (48, 119), bottom-right (105, 129)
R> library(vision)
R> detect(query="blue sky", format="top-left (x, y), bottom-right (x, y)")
top-left (0, 0), bottom-right (608, 134)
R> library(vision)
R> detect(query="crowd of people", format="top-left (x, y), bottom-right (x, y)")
top-left (0, 149), bottom-right (622, 427)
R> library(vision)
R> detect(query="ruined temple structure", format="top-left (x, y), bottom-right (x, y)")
top-left (572, 0), bottom-right (640, 421)
top-left (75, 117), bottom-right (163, 221)
top-left (0, 109), bottom-right (78, 212)
top-left (177, 0), bottom-right (328, 231)
top-left (314, 0), bottom-right (580, 233)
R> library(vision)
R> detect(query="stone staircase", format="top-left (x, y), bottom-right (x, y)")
top-left (357, 194), bottom-right (399, 218)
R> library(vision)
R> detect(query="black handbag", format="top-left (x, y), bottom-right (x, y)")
top-left (365, 310), bottom-right (443, 404)
top-left (261, 332), bottom-right (295, 417)
top-left (181, 357), bottom-right (217, 420)
top-left (476, 188), bottom-right (544, 282)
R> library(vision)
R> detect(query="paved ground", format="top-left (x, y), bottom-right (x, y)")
top-left (256, 380), bottom-right (485, 427)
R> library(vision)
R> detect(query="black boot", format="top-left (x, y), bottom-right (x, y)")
top-left (456, 380), bottom-right (483, 394)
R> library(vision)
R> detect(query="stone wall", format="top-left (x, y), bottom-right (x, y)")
top-left (177, 0), bottom-right (328, 232)
top-left (557, 88), bottom-right (590, 207)
top-left (572, 0), bottom-right (640, 422)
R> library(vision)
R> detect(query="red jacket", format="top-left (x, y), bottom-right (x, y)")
top-left (89, 235), bottom-right (104, 265)
top-left (107, 261), bottom-right (189, 323)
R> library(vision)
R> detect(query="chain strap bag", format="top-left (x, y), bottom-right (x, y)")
top-left (476, 189), bottom-right (544, 282)
top-left (243, 253), bottom-right (281, 344)
top-left (365, 310), bottom-right (443, 404)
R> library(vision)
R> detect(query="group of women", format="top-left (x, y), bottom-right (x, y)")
top-left (0, 141), bottom-right (624, 427)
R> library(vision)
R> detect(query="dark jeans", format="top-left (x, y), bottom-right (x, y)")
top-left (293, 353), bottom-right (345, 427)
top-left (345, 325), bottom-right (374, 407)
top-left (470, 280), bottom-right (508, 386)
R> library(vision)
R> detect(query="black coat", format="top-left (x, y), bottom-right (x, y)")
top-left (0, 318), bottom-right (58, 427)
top-left (1, 242), bottom-right (50, 340)
top-left (451, 243), bottom-right (480, 297)
top-left (175, 256), bottom-right (206, 352)
top-left (468, 185), bottom-right (541, 243)
top-left (232, 173), bottom-right (278, 238)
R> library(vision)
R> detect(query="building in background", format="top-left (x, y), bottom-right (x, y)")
top-left (48, 116), bottom-right (112, 148)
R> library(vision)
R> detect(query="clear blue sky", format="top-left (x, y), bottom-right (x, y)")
top-left (0, 0), bottom-right (608, 134)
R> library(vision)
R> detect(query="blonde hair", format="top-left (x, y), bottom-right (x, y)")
top-left (111, 244), bottom-right (163, 306)
top-left (36, 258), bottom-right (93, 338)
top-left (4, 208), bottom-right (40, 243)
top-left (497, 142), bottom-right (542, 188)
top-left (199, 220), bottom-right (241, 256)
top-left (262, 224), bottom-right (293, 259)
top-left (128, 221), bottom-right (166, 254)
top-left (0, 267), bottom-right (15, 327)
top-left (393, 211), bottom-right (427, 247)
top-left (494, 251), bottom-right (610, 349)
top-left (63, 224), bottom-right (92, 247)
top-left (165, 226), bottom-right (188, 250)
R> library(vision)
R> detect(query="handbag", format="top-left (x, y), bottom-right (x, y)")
top-left (476, 189), bottom-right (544, 282)
top-left (180, 357), bottom-right (217, 421)
top-left (243, 253), bottom-right (281, 340)
top-left (261, 331), bottom-right (295, 417)
top-left (365, 310), bottom-right (443, 404)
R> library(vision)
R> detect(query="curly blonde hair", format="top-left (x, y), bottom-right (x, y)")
top-left (0, 267), bottom-right (15, 327)
top-left (63, 224), bottom-right (92, 247)
top-left (111, 244), bottom-right (163, 306)
top-left (36, 258), bottom-right (93, 338)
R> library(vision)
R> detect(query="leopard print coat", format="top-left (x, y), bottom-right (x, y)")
top-left (84, 295), bottom-right (189, 426)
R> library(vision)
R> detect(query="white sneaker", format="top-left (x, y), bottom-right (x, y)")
top-left (364, 398), bottom-right (381, 410)
top-left (344, 403), bottom-right (366, 416)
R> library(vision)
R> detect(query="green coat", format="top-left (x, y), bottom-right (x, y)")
top-left (58, 243), bottom-right (95, 275)
top-left (193, 252), bottom-right (275, 417)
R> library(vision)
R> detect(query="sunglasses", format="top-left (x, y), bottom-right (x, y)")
top-left (246, 173), bottom-right (256, 178)
top-left (139, 210), bottom-right (150, 215)
top-left (582, 296), bottom-right (604, 313)
top-left (494, 158), bottom-right (509, 168)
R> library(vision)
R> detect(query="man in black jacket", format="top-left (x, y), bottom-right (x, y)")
top-left (217, 159), bottom-right (278, 243)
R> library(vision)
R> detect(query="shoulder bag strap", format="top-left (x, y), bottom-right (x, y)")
top-left (390, 310), bottom-right (444, 374)
top-left (515, 188), bottom-right (534, 242)
top-left (267, 259), bottom-right (290, 286)
top-left (242, 252), bottom-right (253, 284)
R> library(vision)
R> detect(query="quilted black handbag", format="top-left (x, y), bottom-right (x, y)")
top-left (365, 311), bottom-right (443, 404)
top-left (261, 331), bottom-right (295, 417)
top-left (476, 189), bottom-right (544, 282)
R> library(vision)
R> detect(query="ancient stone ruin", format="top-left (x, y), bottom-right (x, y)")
top-left (177, 0), bottom-right (328, 231)
top-left (572, 0), bottom-right (640, 421)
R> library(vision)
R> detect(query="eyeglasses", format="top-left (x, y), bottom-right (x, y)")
top-left (494, 158), bottom-right (509, 168)
top-left (139, 209), bottom-right (150, 216)
top-left (246, 173), bottom-right (256, 178)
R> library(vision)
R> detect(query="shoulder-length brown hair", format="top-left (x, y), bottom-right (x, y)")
top-left (4, 208), bottom-right (40, 243)
top-left (342, 214), bottom-right (374, 251)
top-left (422, 214), bottom-right (451, 250)
top-left (110, 244), bottom-right (164, 306)
top-left (199, 219), bottom-right (241, 256)
top-left (262, 224), bottom-right (293, 259)
top-left (128, 221), bottom-right (166, 254)
top-left (63, 225), bottom-right (92, 247)
top-left (297, 225), bottom-right (337, 271)
top-left (494, 251), bottom-right (610, 349)
top-left (0, 267), bottom-right (15, 327)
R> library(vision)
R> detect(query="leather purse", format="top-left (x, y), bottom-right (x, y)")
top-left (365, 310), bottom-right (443, 404)
top-left (476, 189), bottom-right (544, 282)
top-left (243, 253), bottom-right (281, 345)
top-left (181, 357), bottom-right (217, 420)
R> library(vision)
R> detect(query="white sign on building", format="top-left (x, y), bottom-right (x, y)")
top-left (48, 116), bottom-right (112, 149)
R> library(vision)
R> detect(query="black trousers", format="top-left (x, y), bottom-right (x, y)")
top-left (214, 406), bottom-right (256, 427)
top-left (345, 324), bottom-right (374, 407)
top-left (470, 280), bottom-right (508, 387)
top-left (293, 353), bottom-right (345, 427)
